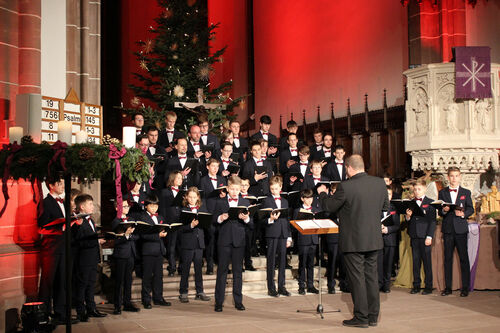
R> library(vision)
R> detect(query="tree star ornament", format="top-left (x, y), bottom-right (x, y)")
top-left (131, 97), bottom-right (141, 107)
top-left (139, 60), bottom-right (148, 71)
top-left (197, 63), bottom-right (213, 81)
top-left (173, 85), bottom-right (185, 97)
top-left (143, 39), bottom-right (153, 54)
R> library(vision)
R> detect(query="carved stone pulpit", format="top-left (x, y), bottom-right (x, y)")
top-left (404, 62), bottom-right (500, 191)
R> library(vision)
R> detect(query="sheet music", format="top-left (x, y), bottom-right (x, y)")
top-left (295, 220), bottom-right (320, 230)
top-left (313, 219), bottom-right (337, 228)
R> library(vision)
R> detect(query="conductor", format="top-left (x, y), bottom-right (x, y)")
top-left (317, 154), bottom-right (388, 328)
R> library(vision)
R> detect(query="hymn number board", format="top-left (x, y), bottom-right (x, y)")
top-left (40, 88), bottom-right (102, 144)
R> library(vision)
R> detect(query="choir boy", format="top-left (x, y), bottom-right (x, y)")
top-left (250, 115), bottom-right (278, 156)
top-left (263, 175), bottom-right (292, 297)
top-left (165, 137), bottom-right (200, 188)
top-left (439, 167), bottom-right (474, 297)
top-left (139, 195), bottom-right (171, 308)
top-left (242, 141), bottom-right (273, 197)
top-left (259, 138), bottom-right (278, 172)
top-left (326, 144), bottom-right (347, 181)
top-left (302, 160), bottom-right (329, 191)
top-left (132, 112), bottom-right (145, 136)
top-left (158, 111), bottom-right (184, 154)
top-left (159, 171), bottom-right (183, 277)
top-left (285, 145), bottom-right (310, 192)
top-left (278, 120), bottom-right (300, 151)
top-left (74, 194), bottom-right (107, 321)
top-left (38, 178), bottom-right (68, 324)
top-left (377, 187), bottom-right (400, 293)
top-left (111, 200), bottom-right (140, 314)
top-left (279, 132), bottom-right (299, 175)
top-left (229, 120), bottom-right (248, 163)
top-left (294, 189), bottom-right (320, 295)
top-left (213, 176), bottom-right (253, 312)
top-left (309, 128), bottom-right (323, 153)
top-left (178, 187), bottom-right (211, 303)
top-left (218, 141), bottom-right (236, 177)
top-left (200, 158), bottom-right (228, 274)
top-left (405, 179), bottom-right (436, 295)
top-left (127, 181), bottom-right (148, 217)
top-left (240, 178), bottom-right (257, 270)
top-left (199, 114), bottom-right (221, 152)
top-left (311, 133), bottom-right (333, 161)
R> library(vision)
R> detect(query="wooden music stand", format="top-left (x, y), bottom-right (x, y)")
top-left (290, 219), bottom-right (341, 319)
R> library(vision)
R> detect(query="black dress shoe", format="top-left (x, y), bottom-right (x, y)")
top-left (77, 313), bottom-right (89, 322)
top-left (369, 321), bottom-right (378, 327)
top-left (298, 287), bottom-right (305, 295)
top-left (168, 271), bottom-right (175, 277)
top-left (123, 304), bottom-right (140, 312)
top-left (88, 309), bottom-right (108, 317)
top-left (206, 269), bottom-right (214, 275)
top-left (235, 303), bottom-right (246, 311)
top-left (410, 287), bottom-right (421, 294)
top-left (278, 288), bottom-right (291, 296)
top-left (214, 304), bottom-right (223, 312)
top-left (143, 303), bottom-right (152, 309)
top-left (268, 289), bottom-right (279, 297)
top-left (307, 287), bottom-right (319, 294)
top-left (113, 308), bottom-right (121, 315)
top-left (382, 286), bottom-right (391, 293)
top-left (441, 288), bottom-right (452, 296)
top-left (245, 265), bottom-right (257, 271)
top-left (342, 318), bottom-right (368, 328)
top-left (328, 287), bottom-right (336, 294)
top-left (460, 290), bottom-right (469, 297)
top-left (154, 299), bottom-right (172, 306)
top-left (421, 288), bottom-right (432, 295)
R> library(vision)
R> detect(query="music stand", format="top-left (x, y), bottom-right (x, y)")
top-left (290, 219), bottom-right (341, 319)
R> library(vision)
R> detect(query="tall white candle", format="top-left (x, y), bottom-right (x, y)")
top-left (58, 121), bottom-right (72, 144)
top-left (122, 126), bottom-right (136, 148)
top-left (9, 126), bottom-right (23, 144)
top-left (75, 130), bottom-right (88, 144)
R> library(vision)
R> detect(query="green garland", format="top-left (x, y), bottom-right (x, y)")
top-left (65, 143), bottom-right (111, 182)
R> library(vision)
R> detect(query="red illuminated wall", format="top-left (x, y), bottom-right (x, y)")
top-left (252, 0), bottom-right (408, 134)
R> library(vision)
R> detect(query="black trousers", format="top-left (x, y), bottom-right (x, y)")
top-left (266, 237), bottom-right (287, 291)
top-left (244, 226), bottom-right (254, 267)
top-left (38, 245), bottom-right (65, 317)
top-left (179, 248), bottom-right (204, 295)
top-left (377, 246), bottom-right (396, 289)
top-left (443, 232), bottom-right (470, 290)
top-left (298, 244), bottom-right (316, 288)
top-left (343, 250), bottom-right (380, 323)
top-left (205, 225), bottom-right (216, 271)
top-left (326, 241), bottom-right (339, 289)
top-left (112, 257), bottom-right (134, 309)
top-left (141, 255), bottom-right (164, 303)
top-left (75, 264), bottom-right (98, 314)
top-left (166, 230), bottom-right (178, 273)
top-left (215, 244), bottom-right (244, 305)
top-left (410, 238), bottom-right (433, 289)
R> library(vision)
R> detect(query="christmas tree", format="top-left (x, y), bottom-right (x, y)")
top-left (122, 0), bottom-right (242, 132)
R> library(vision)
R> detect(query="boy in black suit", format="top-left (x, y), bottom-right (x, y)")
top-left (165, 137), bottom-right (200, 188)
top-left (242, 140), bottom-right (273, 196)
top-left (294, 189), bottom-right (319, 295)
top-left (199, 115), bottom-right (221, 152)
top-left (38, 178), bottom-right (67, 324)
top-left (111, 200), bottom-right (140, 314)
top-left (74, 194), bottom-right (107, 321)
top-left (178, 187), bottom-right (211, 303)
top-left (229, 120), bottom-right (248, 163)
top-left (439, 167), bottom-right (474, 297)
top-left (218, 141), bottom-right (238, 177)
top-left (158, 111), bottom-right (185, 154)
top-left (378, 187), bottom-right (400, 293)
top-left (405, 179), bottom-right (436, 295)
top-left (200, 158), bottom-right (228, 274)
top-left (325, 144), bottom-right (347, 181)
top-left (302, 160), bottom-right (328, 191)
top-left (213, 176), bottom-right (252, 312)
top-left (278, 120), bottom-right (302, 151)
top-left (139, 195), bottom-right (170, 308)
top-left (279, 132), bottom-right (299, 175)
top-left (263, 175), bottom-right (292, 297)
top-left (309, 128), bottom-right (323, 154)
top-left (285, 145), bottom-right (310, 192)
top-left (311, 133), bottom-right (333, 161)
top-left (250, 115), bottom-right (278, 156)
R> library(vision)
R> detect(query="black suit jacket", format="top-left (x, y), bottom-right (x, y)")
top-left (293, 206), bottom-right (319, 245)
top-left (199, 175), bottom-right (228, 212)
top-left (164, 155), bottom-right (200, 188)
top-left (241, 158), bottom-right (273, 196)
top-left (284, 162), bottom-right (309, 192)
top-left (201, 133), bottom-right (221, 151)
top-left (158, 128), bottom-right (184, 151)
top-left (158, 187), bottom-right (182, 223)
top-left (261, 196), bottom-right (290, 239)
top-left (326, 160), bottom-right (346, 181)
top-left (382, 204), bottom-right (400, 247)
top-left (250, 131), bottom-right (278, 145)
top-left (139, 212), bottom-right (167, 256)
top-left (311, 146), bottom-right (332, 161)
top-left (38, 195), bottom-right (66, 254)
top-left (212, 197), bottom-right (253, 247)
top-left (232, 137), bottom-right (248, 164)
top-left (279, 148), bottom-right (299, 175)
top-left (407, 196), bottom-right (437, 239)
top-left (301, 174), bottom-right (328, 191)
top-left (438, 186), bottom-right (474, 234)
top-left (179, 206), bottom-right (208, 249)
top-left (319, 172), bottom-right (389, 252)
top-left (111, 217), bottom-right (138, 259)
top-left (76, 217), bottom-right (101, 266)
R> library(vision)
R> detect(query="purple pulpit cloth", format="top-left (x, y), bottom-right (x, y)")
top-left (468, 223), bottom-right (480, 291)
top-left (455, 46), bottom-right (492, 99)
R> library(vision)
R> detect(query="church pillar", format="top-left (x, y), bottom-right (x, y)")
top-left (18, 0), bottom-right (41, 95)
top-left (66, 0), bottom-right (100, 105)
top-left (408, 0), bottom-right (466, 66)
